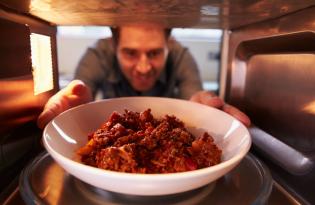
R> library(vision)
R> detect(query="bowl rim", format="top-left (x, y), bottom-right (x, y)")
top-left (43, 97), bottom-right (252, 180)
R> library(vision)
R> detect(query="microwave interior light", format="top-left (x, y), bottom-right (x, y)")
top-left (302, 100), bottom-right (315, 115)
top-left (30, 33), bottom-right (54, 95)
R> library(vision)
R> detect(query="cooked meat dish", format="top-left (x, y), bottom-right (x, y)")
top-left (77, 109), bottom-right (222, 174)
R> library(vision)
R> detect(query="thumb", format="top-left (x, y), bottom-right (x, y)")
top-left (66, 80), bottom-right (93, 106)
top-left (37, 80), bottom-right (92, 129)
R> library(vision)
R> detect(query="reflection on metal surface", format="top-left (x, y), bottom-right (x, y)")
top-left (273, 182), bottom-right (301, 205)
top-left (0, 15), bottom-right (57, 136)
top-left (1, 0), bottom-right (315, 28)
top-left (250, 126), bottom-right (313, 175)
top-left (0, 14), bottom-right (58, 203)
top-left (225, 6), bottom-right (315, 204)
top-left (19, 152), bottom-right (273, 205)
top-left (302, 100), bottom-right (315, 115)
top-left (268, 182), bottom-right (301, 205)
top-left (3, 187), bottom-right (25, 205)
top-left (30, 0), bottom-right (51, 11)
top-left (200, 5), bottom-right (219, 16)
top-left (0, 17), bottom-right (31, 79)
top-left (236, 53), bottom-right (315, 152)
top-left (0, 76), bottom-right (40, 135)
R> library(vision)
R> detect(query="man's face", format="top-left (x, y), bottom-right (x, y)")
top-left (116, 25), bottom-right (169, 92)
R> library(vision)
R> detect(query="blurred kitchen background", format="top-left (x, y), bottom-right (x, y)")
top-left (57, 27), bottom-right (222, 93)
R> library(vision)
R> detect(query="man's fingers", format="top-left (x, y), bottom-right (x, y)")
top-left (37, 102), bottom-right (64, 129)
top-left (200, 95), bottom-right (224, 108)
top-left (190, 93), bottom-right (201, 103)
top-left (68, 81), bottom-right (93, 105)
top-left (190, 91), bottom-right (251, 127)
top-left (71, 81), bottom-right (88, 96)
top-left (223, 104), bottom-right (251, 127)
top-left (36, 80), bottom-right (92, 129)
top-left (190, 91), bottom-right (224, 108)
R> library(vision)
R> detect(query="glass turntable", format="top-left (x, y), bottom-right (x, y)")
top-left (19, 152), bottom-right (273, 205)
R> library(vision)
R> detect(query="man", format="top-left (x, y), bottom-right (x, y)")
top-left (75, 25), bottom-right (202, 99)
top-left (37, 24), bottom-right (250, 129)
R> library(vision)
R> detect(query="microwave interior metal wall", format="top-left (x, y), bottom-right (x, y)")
top-left (1, 1), bottom-right (315, 204)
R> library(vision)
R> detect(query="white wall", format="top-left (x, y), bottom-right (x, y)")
top-left (179, 40), bottom-right (220, 82)
top-left (57, 36), bottom-right (97, 77)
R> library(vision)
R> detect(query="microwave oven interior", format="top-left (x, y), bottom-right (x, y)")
top-left (1, 1), bottom-right (315, 204)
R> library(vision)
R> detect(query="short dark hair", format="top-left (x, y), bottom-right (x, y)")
top-left (110, 27), bottom-right (172, 46)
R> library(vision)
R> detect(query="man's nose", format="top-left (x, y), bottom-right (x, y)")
top-left (135, 54), bottom-right (152, 74)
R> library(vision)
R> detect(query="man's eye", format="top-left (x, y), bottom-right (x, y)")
top-left (123, 50), bottom-right (137, 58)
top-left (147, 50), bottom-right (163, 58)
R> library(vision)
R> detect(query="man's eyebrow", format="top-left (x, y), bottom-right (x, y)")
top-left (148, 48), bottom-right (164, 52)
top-left (121, 48), bottom-right (136, 51)
top-left (120, 48), bottom-right (164, 53)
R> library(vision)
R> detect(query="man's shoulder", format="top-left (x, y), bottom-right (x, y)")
top-left (91, 37), bottom-right (114, 54)
top-left (83, 37), bottom-right (117, 75)
top-left (168, 38), bottom-right (188, 59)
top-left (167, 38), bottom-right (188, 65)
top-left (168, 38), bottom-right (186, 52)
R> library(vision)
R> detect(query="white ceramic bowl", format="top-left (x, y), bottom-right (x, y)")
top-left (43, 97), bottom-right (251, 196)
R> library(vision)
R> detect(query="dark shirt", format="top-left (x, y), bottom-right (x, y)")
top-left (74, 37), bottom-right (202, 100)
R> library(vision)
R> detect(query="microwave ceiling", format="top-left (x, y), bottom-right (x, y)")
top-left (1, 0), bottom-right (315, 29)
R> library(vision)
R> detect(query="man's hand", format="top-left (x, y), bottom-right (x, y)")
top-left (190, 91), bottom-right (251, 127)
top-left (37, 80), bottom-right (93, 129)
